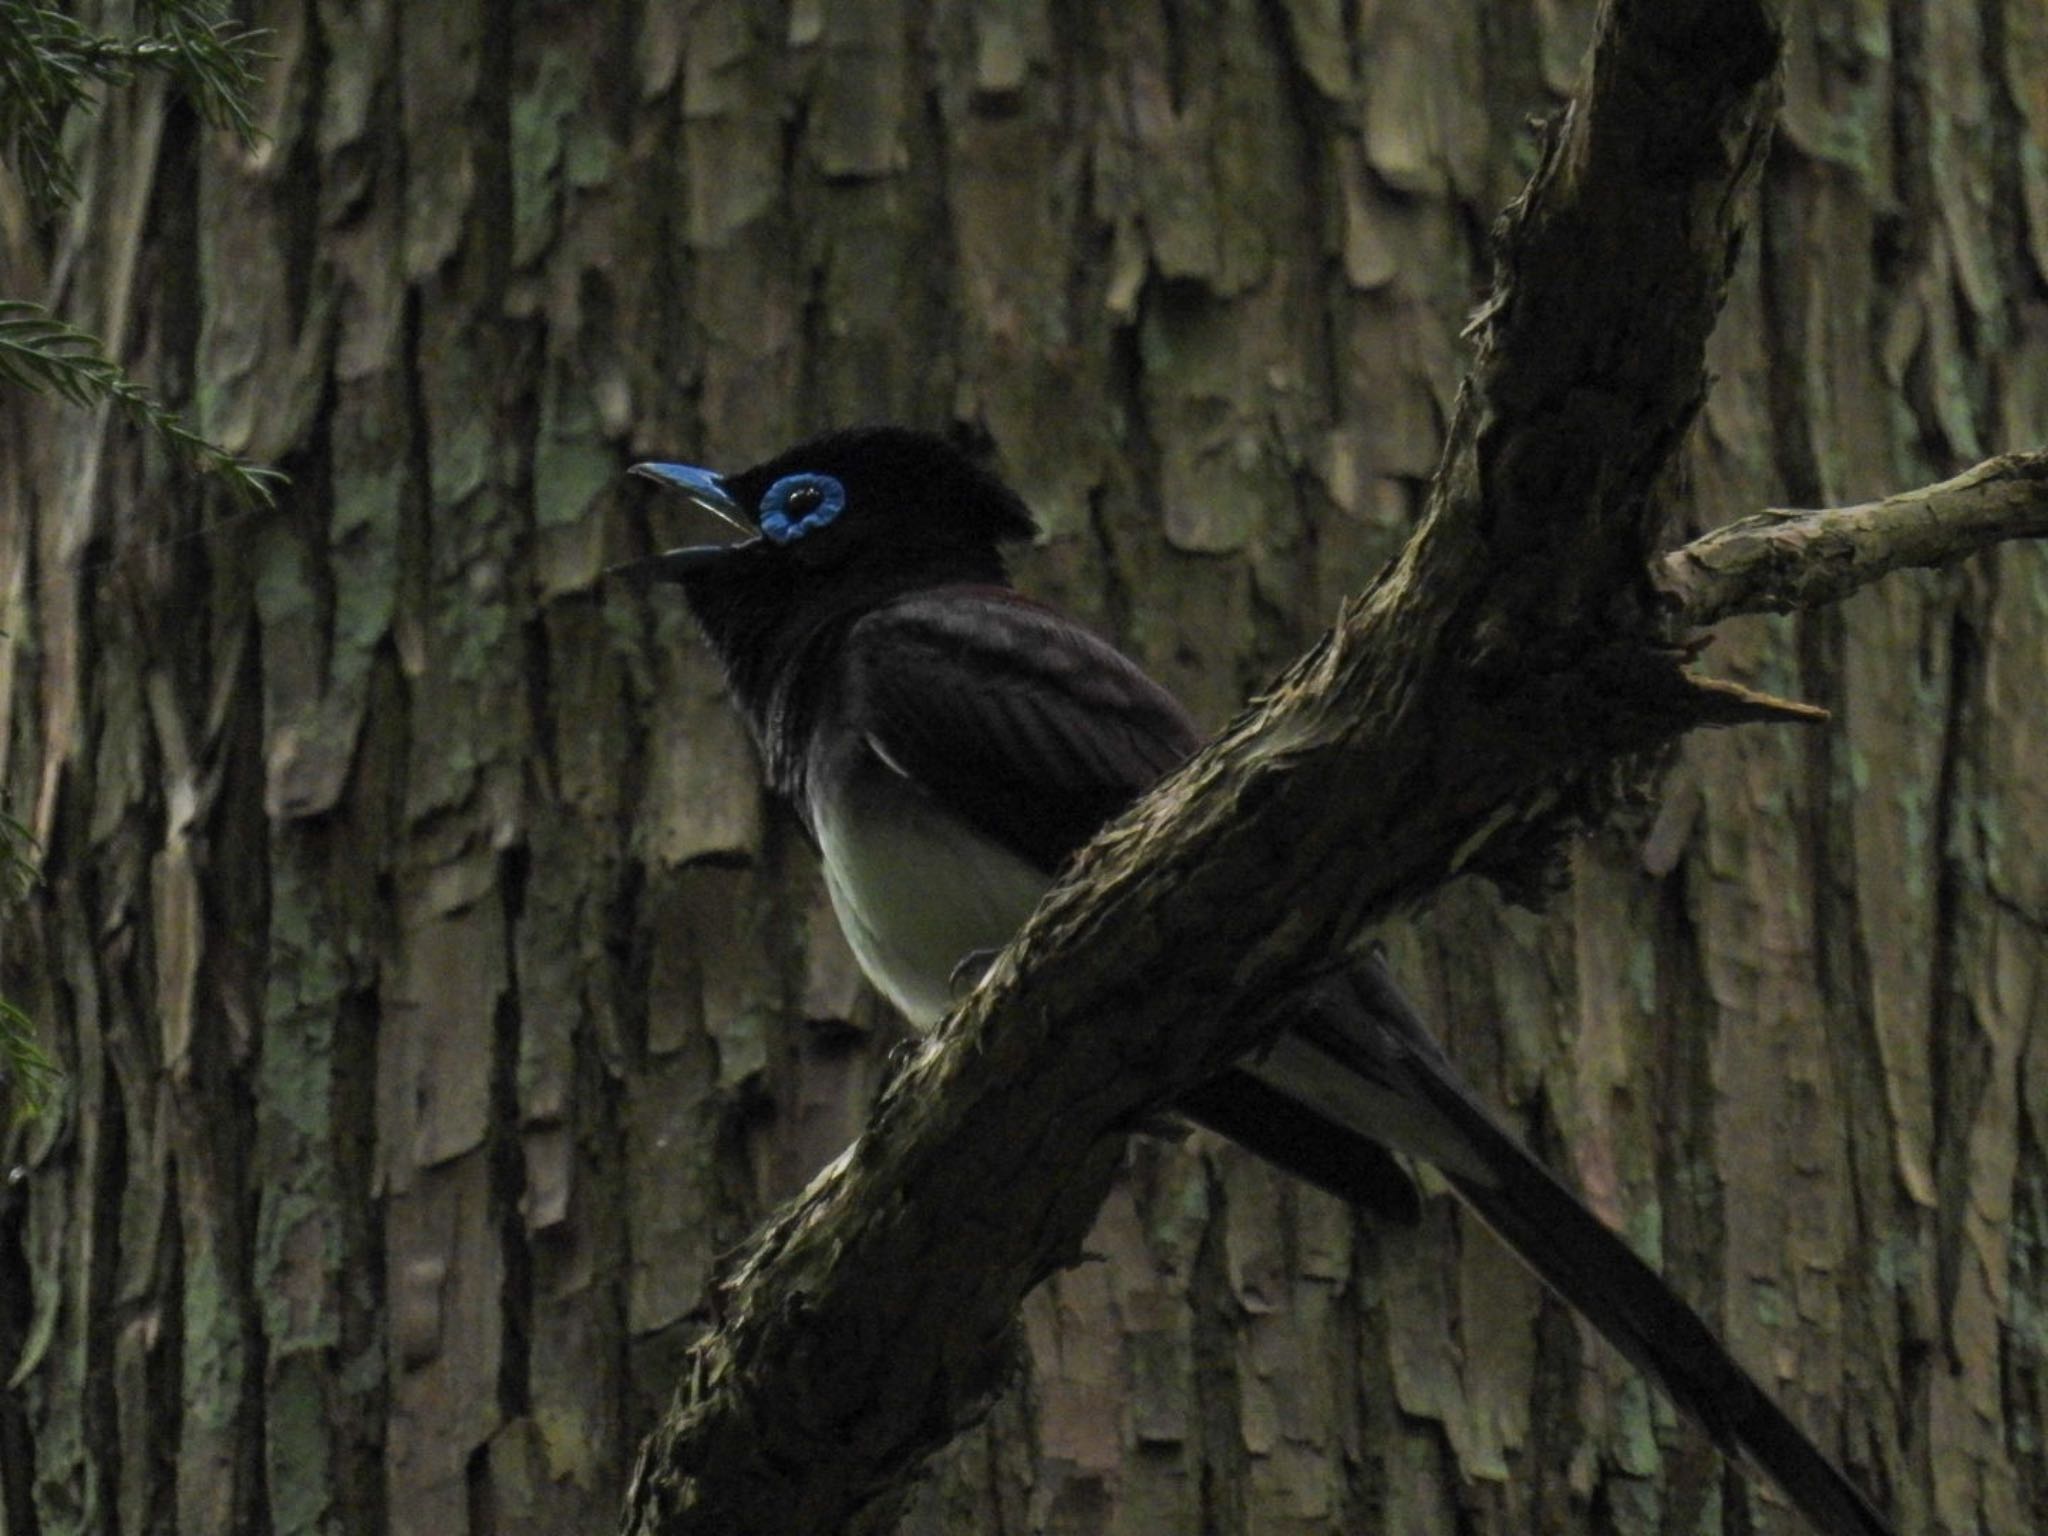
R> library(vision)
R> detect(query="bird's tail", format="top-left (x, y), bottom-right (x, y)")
top-left (1226, 954), bottom-right (1895, 1536)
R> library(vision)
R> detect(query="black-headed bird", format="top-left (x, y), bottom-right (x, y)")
top-left (625, 426), bottom-right (1893, 1536)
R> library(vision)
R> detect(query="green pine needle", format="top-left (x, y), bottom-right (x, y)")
top-left (0, 810), bottom-right (51, 1127)
top-left (0, 299), bottom-right (283, 507)
top-left (0, 0), bottom-right (266, 215)
top-left (0, 997), bottom-right (56, 1128)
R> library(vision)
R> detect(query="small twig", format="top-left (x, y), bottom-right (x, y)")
top-left (1657, 452), bottom-right (2048, 627)
top-left (1684, 675), bottom-right (1830, 727)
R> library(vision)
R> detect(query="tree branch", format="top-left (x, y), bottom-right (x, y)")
top-left (1657, 451), bottom-right (2048, 626)
top-left (617, 5), bottom-right (1846, 1532)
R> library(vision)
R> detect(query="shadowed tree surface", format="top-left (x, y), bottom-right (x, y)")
top-left (0, 4), bottom-right (2042, 1536)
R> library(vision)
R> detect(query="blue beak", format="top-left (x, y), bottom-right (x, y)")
top-left (617, 461), bottom-right (756, 584)
top-left (630, 462), bottom-right (749, 532)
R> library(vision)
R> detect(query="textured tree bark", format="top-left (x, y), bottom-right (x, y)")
top-left (2, 3), bottom-right (2045, 1536)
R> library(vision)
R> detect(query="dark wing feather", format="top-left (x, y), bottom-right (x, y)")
top-left (845, 588), bottom-right (1202, 873)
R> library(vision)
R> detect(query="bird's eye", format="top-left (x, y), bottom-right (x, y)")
top-left (759, 472), bottom-right (847, 544)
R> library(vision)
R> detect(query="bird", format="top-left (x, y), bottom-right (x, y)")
top-left (623, 425), bottom-right (1895, 1536)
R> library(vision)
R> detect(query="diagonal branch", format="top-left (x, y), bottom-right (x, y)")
top-left (1657, 451), bottom-right (2048, 626)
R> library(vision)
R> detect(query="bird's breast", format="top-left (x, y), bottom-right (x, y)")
top-left (809, 754), bottom-right (1051, 1030)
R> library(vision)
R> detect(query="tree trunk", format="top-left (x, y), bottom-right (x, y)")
top-left (1, 3), bottom-right (2041, 1535)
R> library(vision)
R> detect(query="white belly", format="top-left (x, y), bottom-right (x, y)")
top-left (812, 769), bottom-right (1051, 1029)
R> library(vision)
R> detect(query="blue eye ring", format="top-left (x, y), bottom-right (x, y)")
top-left (759, 472), bottom-right (847, 544)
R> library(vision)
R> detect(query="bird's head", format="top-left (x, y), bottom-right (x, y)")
top-left (622, 426), bottom-right (1038, 717)
top-left (627, 426), bottom-right (1036, 587)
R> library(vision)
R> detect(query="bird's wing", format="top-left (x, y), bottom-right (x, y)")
top-left (845, 586), bottom-right (1426, 1225)
top-left (844, 587), bottom-right (1203, 874)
